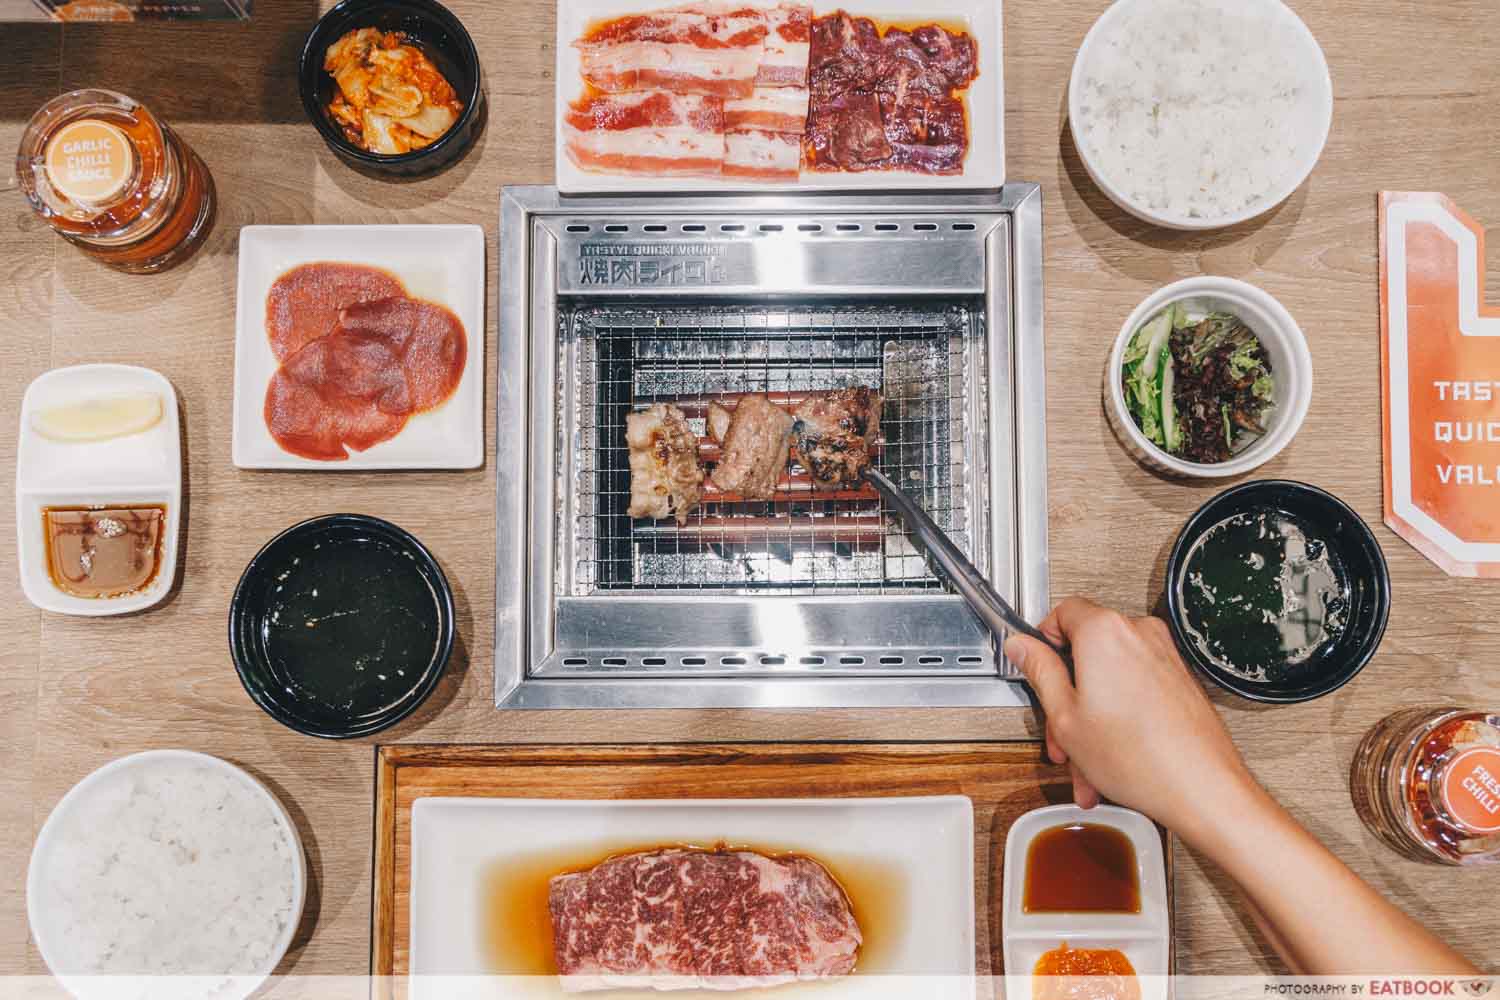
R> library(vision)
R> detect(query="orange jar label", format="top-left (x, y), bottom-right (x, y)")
top-left (44, 119), bottom-right (135, 205)
top-left (1442, 747), bottom-right (1500, 833)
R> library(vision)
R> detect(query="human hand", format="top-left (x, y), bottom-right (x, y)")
top-left (1004, 598), bottom-right (1262, 844)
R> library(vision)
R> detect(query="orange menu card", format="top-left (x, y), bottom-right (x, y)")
top-left (1380, 192), bottom-right (1500, 577)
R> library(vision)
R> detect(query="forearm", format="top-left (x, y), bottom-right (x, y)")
top-left (1178, 782), bottom-right (1477, 975)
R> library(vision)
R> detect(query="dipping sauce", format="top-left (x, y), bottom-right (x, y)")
top-left (1033, 945), bottom-right (1141, 1000)
top-left (1023, 824), bottom-right (1140, 914)
top-left (1177, 508), bottom-right (1350, 683)
top-left (43, 505), bottom-right (165, 598)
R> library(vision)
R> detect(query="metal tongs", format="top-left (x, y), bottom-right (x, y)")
top-left (866, 468), bottom-right (1070, 669)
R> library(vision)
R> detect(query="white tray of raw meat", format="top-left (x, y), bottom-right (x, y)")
top-left (555, 0), bottom-right (1005, 194)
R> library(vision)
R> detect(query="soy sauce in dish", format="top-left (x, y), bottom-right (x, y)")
top-left (261, 533), bottom-right (440, 717)
top-left (1023, 823), bottom-right (1140, 914)
top-left (1178, 508), bottom-right (1350, 683)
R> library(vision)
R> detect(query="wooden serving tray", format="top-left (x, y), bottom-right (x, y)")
top-left (371, 742), bottom-right (1166, 984)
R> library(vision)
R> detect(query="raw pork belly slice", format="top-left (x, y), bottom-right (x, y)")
top-left (575, 4), bottom-right (768, 99)
top-left (724, 86), bottom-right (808, 133)
top-left (565, 91), bottom-right (726, 177)
top-left (548, 849), bottom-right (861, 993)
top-left (724, 129), bottom-right (801, 181)
top-left (756, 4), bottom-right (812, 87)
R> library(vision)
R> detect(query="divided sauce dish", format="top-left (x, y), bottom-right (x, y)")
top-left (16, 364), bottom-right (182, 616)
top-left (1002, 804), bottom-right (1169, 991)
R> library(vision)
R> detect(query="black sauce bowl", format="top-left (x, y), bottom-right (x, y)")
top-left (230, 514), bottom-right (455, 739)
top-left (1163, 480), bottom-right (1391, 704)
top-left (298, 0), bottom-right (485, 177)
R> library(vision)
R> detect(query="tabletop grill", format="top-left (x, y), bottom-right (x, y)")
top-left (497, 186), bottom-right (1048, 710)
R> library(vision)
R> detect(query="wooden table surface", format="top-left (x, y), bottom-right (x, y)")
top-left (3, 0), bottom-right (1498, 979)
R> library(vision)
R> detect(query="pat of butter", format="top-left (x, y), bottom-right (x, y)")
top-left (32, 392), bottom-right (163, 442)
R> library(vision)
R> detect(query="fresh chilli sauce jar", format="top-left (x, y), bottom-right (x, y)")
top-left (1352, 707), bottom-right (1500, 865)
top-left (15, 89), bottom-right (214, 273)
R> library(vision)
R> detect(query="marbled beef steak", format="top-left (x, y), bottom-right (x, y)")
top-left (548, 848), bottom-right (862, 992)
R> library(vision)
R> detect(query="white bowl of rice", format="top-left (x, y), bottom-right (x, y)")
top-left (1069, 0), bottom-right (1333, 231)
top-left (27, 750), bottom-right (306, 1000)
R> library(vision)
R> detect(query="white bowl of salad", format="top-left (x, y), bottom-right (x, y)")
top-left (1107, 276), bottom-right (1312, 478)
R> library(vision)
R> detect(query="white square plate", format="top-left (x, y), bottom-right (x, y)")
top-left (555, 0), bottom-right (1005, 194)
top-left (232, 225), bottom-right (485, 470)
top-left (409, 796), bottom-right (975, 996)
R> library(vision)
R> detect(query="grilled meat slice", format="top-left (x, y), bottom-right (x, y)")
top-left (792, 387), bottom-right (883, 488)
top-left (706, 401), bottom-right (733, 444)
top-left (625, 404), bottom-right (704, 526)
top-left (709, 393), bottom-right (795, 500)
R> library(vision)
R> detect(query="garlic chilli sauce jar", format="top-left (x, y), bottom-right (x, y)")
top-left (16, 89), bottom-right (215, 273)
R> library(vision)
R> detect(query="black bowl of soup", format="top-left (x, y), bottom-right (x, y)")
top-left (1164, 481), bottom-right (1390, 703)
top-left (230, 514), bottom-right (455, 738)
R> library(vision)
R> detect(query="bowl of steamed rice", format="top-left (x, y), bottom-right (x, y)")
top-left (1068, 0), bottom-right (1333, 231)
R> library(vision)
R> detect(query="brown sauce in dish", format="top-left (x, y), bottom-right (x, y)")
top-left (480, 842), bottom-right (906, 986)
top-left (43, 505), bottom-right (166, 599)
top-left (1023, 824), bottom-right (1140, 915)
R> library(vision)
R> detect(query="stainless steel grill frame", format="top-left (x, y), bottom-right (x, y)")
top-left (497, 185), bottom-right (1048, 710)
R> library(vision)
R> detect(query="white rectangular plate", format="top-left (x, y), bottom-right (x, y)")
top-left (555, 0), bottom-right (1004, 194)
top-left (232, 225), bottom-right (485, 471)
top-left (409, 796), bottom-right (975, 996)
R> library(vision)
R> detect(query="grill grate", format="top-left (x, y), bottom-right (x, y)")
top-left (560, 301), bottom-right (989, 596)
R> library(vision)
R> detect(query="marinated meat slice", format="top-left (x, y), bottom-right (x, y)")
top-left (626, 404), bottom-right (704, 526)
top-left (549, 848), bottom-right (861, 992)
top-left (710, 393), bottom-right (795, 500)
top-left (706, 401), bottom-right (733, 444)
top-left (804, 12), bottom-right (976, 174)
top-left (265, 262), bottom-right (406, 362)
top-left (912, 24), bottom-right (979, 89)
top-left (807, 92), bottom-right (891, 167)
top-left (792, 387), bottom-right (883, 488)
top-left (336, 295), bottom-right (467, 413)
top-left (264, 333), bottom-right (410, 461)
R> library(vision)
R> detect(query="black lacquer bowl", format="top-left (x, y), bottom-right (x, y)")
top-left (230, 514), bottom-right (454, 738)
top-left (299, 0), bottom-right (485, 177)
top-left (1164, 480), bottom-right (1391, 704)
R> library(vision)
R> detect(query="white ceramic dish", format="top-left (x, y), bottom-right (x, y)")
top-left (232, 224), bottom-right (485, 470)
top-left (409, 796), bottom-right (975, 998)
top-left (27, 750), bottom-right (306, 1000)
top-left (1001, 804), bottom-right (1169, 995)
top-left (1106, 276), bottom-right (1313, 479)
top-left (555, 0), bottom-right (1005, 194)
top-left (16, 364), bottom-right (182, 616)
top-left (1069, 0), bottom-right (1332, 231)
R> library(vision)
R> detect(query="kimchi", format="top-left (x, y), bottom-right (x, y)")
top-left (324, 28), bottom-right (464, 155)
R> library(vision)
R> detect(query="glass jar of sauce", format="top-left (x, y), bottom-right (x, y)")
top-left (1352, 707), bottom-right (1500, 865)
top-left (15, 89), bottom-right (215, 273)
